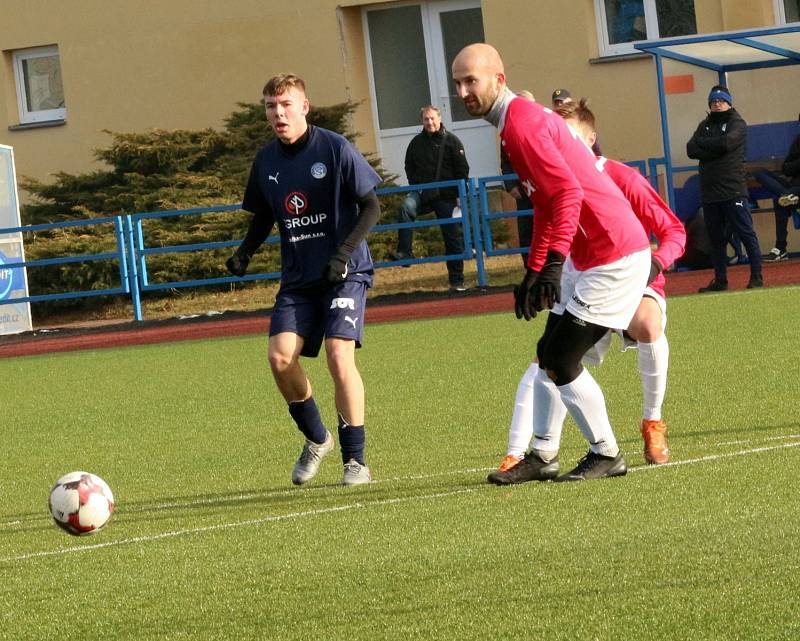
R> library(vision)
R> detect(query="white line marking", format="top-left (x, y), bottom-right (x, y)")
top-left (1, 488), bottom-right (477, 563)
top-left (716, 433), bottom-right (800, 446)
top-left (4, 439), bottom-right (800, 563)
top-left (627, 440), bottom-right (800, 472)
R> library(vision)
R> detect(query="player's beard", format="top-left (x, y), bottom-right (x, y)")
top-left (464, 87), bottom-right (499, 117)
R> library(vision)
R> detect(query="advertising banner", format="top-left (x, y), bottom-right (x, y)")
top-left (0, 145), bottom-right (32, 334)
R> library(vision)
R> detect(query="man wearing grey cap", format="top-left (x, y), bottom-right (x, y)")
top-left (687, 85), bottom-right (763, 291)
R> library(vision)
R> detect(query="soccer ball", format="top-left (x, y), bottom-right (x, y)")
top-left (48, 471), bottom-right (115, 536)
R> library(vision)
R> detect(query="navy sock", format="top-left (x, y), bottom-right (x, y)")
top-left (337, 416), bottom-right (366, 465)
top-left (288, 397), bottom-right (327, 444)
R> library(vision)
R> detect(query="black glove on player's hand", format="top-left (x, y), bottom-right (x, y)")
top-left (225, 251), bottom-right (250, 277)
top-left (514, 268), bottom-right (539, 321)
top-left (647, 257), bottom-right (662, 286)
top-left (324, 251), bottom-right (350, 284)
top-left (531, 250), bottom-right (565, 311)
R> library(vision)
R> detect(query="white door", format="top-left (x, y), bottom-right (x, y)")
top-left (363, 0), bottom-right (499, 184)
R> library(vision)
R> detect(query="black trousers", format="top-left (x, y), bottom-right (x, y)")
top-left (753, 169), bottom-right (799, 252)
top-left (397, 192), bottom-right (464, 285)
top-left (703, 198), bottom-right (762, 281)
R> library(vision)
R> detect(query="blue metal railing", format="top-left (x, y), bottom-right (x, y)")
top-left (0, 217), bottom-right (130, 304)
top-left (1, 162), bottom-right (670, 322)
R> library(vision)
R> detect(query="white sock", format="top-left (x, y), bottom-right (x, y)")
top-left (557, 368), bottom-right (619, 457)
top-left (638, 333), bottom-right (669, 421)
top-left (530, 368), bottom-right (567, 461)
top-left (506, 363), bottom-right (538, 457)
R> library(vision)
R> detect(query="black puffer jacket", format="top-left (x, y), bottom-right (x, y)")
top-left (686, 108), bottom-right (748, 203)
top-left (404, 125), bottom-right (469, 202)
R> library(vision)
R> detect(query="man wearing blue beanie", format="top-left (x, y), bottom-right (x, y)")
top-left (687, 85), bottom-right (763, 291)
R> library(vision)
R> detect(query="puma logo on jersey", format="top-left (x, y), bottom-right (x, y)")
top-left (344, 315), bottom-right (358, 329)
top-left (268, 172), bottom-right (279, 184)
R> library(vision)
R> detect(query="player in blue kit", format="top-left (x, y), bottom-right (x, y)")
top-left (226, 74), bottom-right (381, 487)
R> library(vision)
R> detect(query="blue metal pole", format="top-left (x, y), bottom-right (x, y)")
top-left (136, 218), bottom-right (149, 287)
top-left (123, 215), bottom-right (143, 321)
top-left (114, 216), bottom-right (130, 294)
top-left (469, 177), bottom-right (487, 287)
top-left (654, 54), bottom-right (676, 209)
top-left (458, 179), bottom-right (472, 270)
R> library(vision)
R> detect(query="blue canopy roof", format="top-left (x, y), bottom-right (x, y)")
top-left (633, 25), bottom-right (800, 206)
top-left (635, 24), bottom-right (800, 72)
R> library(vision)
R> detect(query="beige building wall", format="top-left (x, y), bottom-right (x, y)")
top-left (0, 0), bottom-right (381, 192)
top-left (1, 0), bottom-right (796, 200)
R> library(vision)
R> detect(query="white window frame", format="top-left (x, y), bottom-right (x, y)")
top-left (595, 0), bottom-right (689, 57)
top-left (774, 0), bottom-right (800, 24)
top-left (12, 45), bottom-right (66, 124)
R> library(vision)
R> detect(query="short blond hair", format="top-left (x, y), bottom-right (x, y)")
top-left (263, 74), bottom-right (306, 98)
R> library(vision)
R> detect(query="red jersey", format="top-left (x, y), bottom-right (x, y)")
top-left (500, 98), bottom-right (649, 271)
top-left (602, 158), bottom-right (687, 298)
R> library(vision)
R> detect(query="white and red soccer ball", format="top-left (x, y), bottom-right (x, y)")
top-left (48, 471), bottom-right (115, 536)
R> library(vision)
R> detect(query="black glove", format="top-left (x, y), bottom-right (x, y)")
top-left (324, 251), bottom-right (350, 284)
top-left (531, 251), bottom-right (565, 311)
top-left (225, 251), bottom-right (250, 277)
top-left (513, 268), bottom-right (539, 321)
top-left (647, 257), bottom-right (662, 286)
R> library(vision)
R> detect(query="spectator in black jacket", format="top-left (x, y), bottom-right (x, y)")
top-left (389, 105), bottom-right (470, 291)
top-left (752, 112), bottom-right (800, 261)
top-left (687, 85), bottom-right (763, 291)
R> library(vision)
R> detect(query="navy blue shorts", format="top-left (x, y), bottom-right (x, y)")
top-left (270, 280), bottom-right (368, 357)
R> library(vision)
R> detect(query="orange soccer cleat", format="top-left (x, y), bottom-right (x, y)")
top-left (496, 454), bottom-right (522, 473)
top-left (641, 419), bottom-right (670, 465)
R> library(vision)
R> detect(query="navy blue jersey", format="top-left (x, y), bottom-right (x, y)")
top-left (243, 127), bottom-right (381, 290)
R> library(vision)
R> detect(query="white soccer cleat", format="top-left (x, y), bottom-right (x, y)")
top-left (341, 459), bottom-right (371, 486)
top-left (291, 431), bottom-right (334, 485)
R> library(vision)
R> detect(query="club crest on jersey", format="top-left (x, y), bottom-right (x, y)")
top-left (310, 162), bottom-right (327, 179)
top-left (285, 192), bottom-right (308, 215)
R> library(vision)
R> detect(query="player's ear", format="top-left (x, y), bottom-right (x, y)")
top-left (301, 99), bottom-right (310, 116)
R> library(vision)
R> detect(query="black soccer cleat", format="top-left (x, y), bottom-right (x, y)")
top-left (487, 452), bottom-right (559, 485)
top-left (554, 450), bottom-right (628, 482)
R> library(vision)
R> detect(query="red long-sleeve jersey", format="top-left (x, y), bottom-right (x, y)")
top-left (602, 158), bottom-right (686, 298)
top-left (500, 98), bottom-right (649, 271)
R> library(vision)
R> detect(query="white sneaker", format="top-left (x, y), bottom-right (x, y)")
top-left (778, 193), bottom-right (799, 207)
top-left (291, 431), bottom-right (334, 485)
top-left (764, 247), bottom-right (788, 262)
top-left (341, 459), bottom-right (371, 486)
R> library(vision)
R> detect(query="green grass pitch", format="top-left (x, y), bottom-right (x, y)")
top-left (2, 286), bottom-right (799, 641)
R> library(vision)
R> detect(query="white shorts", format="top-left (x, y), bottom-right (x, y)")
top-left (582, 286), bottom-right (668, 366)
top-left (553, 248), bottom-right (651, 331)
